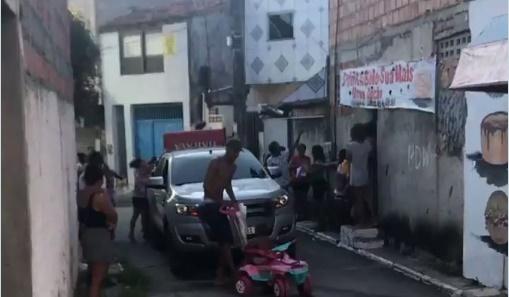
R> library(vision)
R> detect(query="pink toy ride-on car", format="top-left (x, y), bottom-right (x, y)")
top-left (234, 240), bottom-right (312, 297)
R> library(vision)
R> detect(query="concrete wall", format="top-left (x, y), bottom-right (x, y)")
top-left (24, 78), bottom-right (78, 297)
top-left (101, 22), bottom-right (191, 182)
top-left (188, 11), bottom-right (234, 123)
top-left (2, 6), bottom-right (32, 296)
top-left (2, 0), bottom-right (79, 296)
top-left (76, 126), bottom-right (102, 154)
top-left (245, 0), bottom-right (329, 84)
top-left (332, 0), bottom-right (470, 262)
top-left (291, 116), bottom-right (330, 157)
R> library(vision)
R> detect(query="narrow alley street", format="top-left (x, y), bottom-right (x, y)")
top-left (115, 204), bottom-right (448, 297)
top-left (3, 0), bottom-right (508, 296)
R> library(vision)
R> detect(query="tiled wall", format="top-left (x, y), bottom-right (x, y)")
top-left (245, 0), bottom-right (329, 84)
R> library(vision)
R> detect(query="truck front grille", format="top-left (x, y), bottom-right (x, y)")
top-left (245, 201), bottom-right (273, 218)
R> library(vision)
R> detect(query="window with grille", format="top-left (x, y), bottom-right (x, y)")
top-left (438, 32), bottom-right (471, 59)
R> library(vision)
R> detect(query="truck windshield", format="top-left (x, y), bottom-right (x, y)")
top-left (171, 151), bottom-right (268, 186)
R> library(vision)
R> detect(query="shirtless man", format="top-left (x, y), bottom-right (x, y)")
top-left (201, 139), bottom-right (242, 285)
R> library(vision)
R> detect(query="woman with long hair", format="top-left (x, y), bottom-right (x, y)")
top-left (78, 165), bottom-right (117, 297)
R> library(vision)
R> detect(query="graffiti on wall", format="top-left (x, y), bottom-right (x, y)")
top-left (437, 59), bottom-right (467, 158)
top-left (437, 90), bottom-right (467, 157)
top-left (408, 143), bottom-right (435, 170)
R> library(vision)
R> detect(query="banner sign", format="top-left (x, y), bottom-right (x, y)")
top-left (339, 57), bottom-right (436, 113)
top-left (164, 129), bottom-right (226, 152)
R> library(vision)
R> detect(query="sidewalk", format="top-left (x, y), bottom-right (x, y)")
top-left (297, 221), bottom-right (507, 297)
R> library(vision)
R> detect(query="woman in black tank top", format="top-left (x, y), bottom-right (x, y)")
top-left (83, 192), bottom-right (108, 228)
top-left (78, 165), bottom-right (118, 297)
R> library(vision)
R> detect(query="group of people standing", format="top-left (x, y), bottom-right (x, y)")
top-left (264, 124), bottom-right (376, 230)
top-left (264, 133), bottom-right (330, 225)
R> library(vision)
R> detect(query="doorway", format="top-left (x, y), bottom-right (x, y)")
top-left (133, 103), bottom-right (184, 160)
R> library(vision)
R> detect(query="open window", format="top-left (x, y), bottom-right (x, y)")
top-left (268, 13), bottom-right (294, 41)
top-left (120, 29), bottom-right (164, 75)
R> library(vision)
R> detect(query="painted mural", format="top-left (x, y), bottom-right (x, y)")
top-left (467, 111), bottom-right (508, 187)
top-left (461, 0), bottom-right (508, 288)
top-left (481, 190), bottom-right (508, 255)
top-left (463, 92), bottom-right (508, 288)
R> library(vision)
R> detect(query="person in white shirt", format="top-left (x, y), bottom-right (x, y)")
top-left (265, 132), bottom-right (303, 190)
top-left (346, 124), bottom-right (374, 226)
top-left (266, 141), bottom-right (290, 189)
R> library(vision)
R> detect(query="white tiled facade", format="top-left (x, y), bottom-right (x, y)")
top-left (245, 0), bottom-right (329, 84)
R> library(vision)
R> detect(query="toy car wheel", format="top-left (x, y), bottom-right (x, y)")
top-left (273, 276), bottom-right (289, 297)
top-left (235, 274), bottom-right (254, 296)
top-left (298, 276), bottom-right (312, 297)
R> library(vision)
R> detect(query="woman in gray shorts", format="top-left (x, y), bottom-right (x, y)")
top-left (78, 165), bottom-right (118, 297)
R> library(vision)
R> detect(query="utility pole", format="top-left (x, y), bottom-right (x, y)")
top-left (230, 0), bottom-right (247, 145)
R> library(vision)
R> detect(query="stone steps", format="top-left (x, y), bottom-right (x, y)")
top-left (340, 225), bottom-right (384, 250)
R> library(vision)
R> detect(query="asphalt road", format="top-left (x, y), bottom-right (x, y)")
top-left (114, 206), bottom-right (449, 297)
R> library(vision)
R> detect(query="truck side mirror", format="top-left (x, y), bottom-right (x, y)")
top-left (147, 176), bottom-right (165, 189)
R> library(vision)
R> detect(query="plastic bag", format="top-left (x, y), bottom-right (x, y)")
top-left (227, 203), bottom-right (248, 248)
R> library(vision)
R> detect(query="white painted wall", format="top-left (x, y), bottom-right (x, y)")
top-left (24, 79), bottom-right (79, 297)
top-left (263, 118), bottom-right (288, 154)
top-left (245, 0), bottom-right (329, 84)
top-left (462, 0), bottom-right (508, 288)
top-left (216, 105), bottom-right (235, 137)
top-left (101, 22), bottom-right (191, 182)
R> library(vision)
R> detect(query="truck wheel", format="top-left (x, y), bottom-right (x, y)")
top-left (148, 219), bottom-right (165, 251)
top-left (164, 226), bottom-right (187, 277)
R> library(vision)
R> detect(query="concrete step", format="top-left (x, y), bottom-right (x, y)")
top-left (353, 238), bottom-right (385, 249)
top-left (341, 225), bottom-right (383, 250)
top-left (340, 225), bottom-right (379, 238)
top-left (461, 288), bottom-right (505, 297)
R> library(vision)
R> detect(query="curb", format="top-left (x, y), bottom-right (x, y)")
top-left (297, 225), bottom-right (464, 297)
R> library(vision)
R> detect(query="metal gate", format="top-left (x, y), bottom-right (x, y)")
top-left (133, 103), bottom-right (183, 160)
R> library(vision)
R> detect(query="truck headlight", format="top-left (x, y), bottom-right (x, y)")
top-left (176, 204), bottom-right (188, 215)
top-left (175, 203), bottom-right (199, 216)
top-left (274, 194), bottom-right (289, 208)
